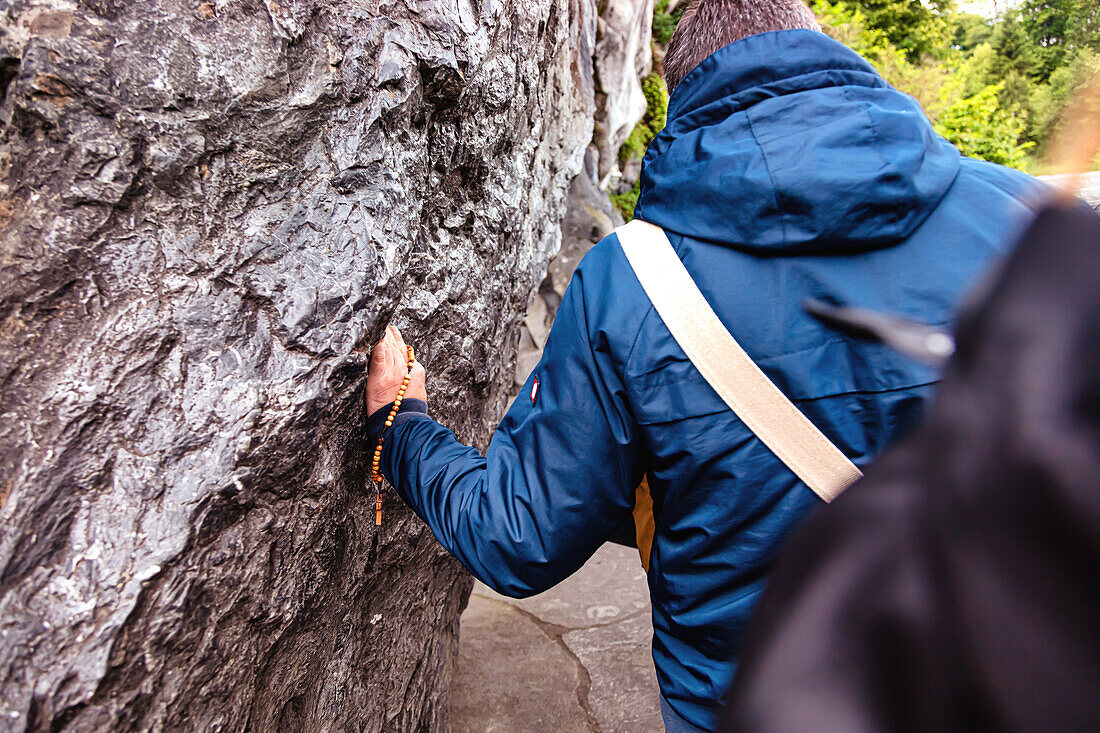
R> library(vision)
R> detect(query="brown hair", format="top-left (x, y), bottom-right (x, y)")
top-left (664, 0), bottom-right (821, 92)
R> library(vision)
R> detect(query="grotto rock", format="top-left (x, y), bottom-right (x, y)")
top-left (0, 0), bottom-right (597, 729)
top-left (514, 145), bottom-right (622, 391)
top-left (593, 0), bottom-right (654, 182)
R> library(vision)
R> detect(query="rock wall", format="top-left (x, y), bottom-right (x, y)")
top-left (514, 145), bottom-right (621, 392)
top-left (0, 0), bottom-right (596, 729)
top-left (515, 0), bottom-right (652, 391)
top-left (593, 0), bottom-right (653, 183)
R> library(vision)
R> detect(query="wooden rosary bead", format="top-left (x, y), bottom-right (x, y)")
top-left (371, 343), bottom-right (416, 526)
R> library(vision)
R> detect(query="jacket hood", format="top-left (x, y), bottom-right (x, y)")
top-left (635, 30), bottom-right (960, 253)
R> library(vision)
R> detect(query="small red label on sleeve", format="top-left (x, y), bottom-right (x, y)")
top-left (531, 376), bottom-right (540, 404)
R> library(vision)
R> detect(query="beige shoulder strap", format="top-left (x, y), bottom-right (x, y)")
top-left (617, 219), bottom-right (862, 503)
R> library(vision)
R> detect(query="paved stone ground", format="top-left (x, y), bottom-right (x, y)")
top-left (448, 543), bottom-right (663, 733)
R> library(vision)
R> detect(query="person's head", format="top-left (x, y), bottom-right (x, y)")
top-left (664, 0), bottom-right (821, 92)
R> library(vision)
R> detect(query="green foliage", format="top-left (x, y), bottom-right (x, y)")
top-left (990, 15), bottom-right (1036, 81)
top-left (1021, 0), bottom-right (1100, 80)
top-left (809, 0), bottom-right (954, 60)
top-left (1027, 49), bottom-right (1100, 157)
top-left (811, 0), bottom-right (1099, 171)
top-left (609, 0), bottom-right (1096, 218)
top-left (953, 42), bottom-right (997, 97)
top-left (1022, 0), bottom-right (1073, 77)
top-left (839, 0), bottom-right (955, 61)
top-left (934, 84), bottom-right (1034, 167)
top-left (619, 126), bottom-right (649, 168)
top-left (615, 73), bottom-right (668, 220)
top-left (812, 0), bottom-right (892, 57)
top-left (812, 0), bottom-right (953, 114)
top-left (614, 0), bottom-right (683, 221)
top-left (610, 181), bottom-right (641, 222)
top-left (953, 12), bottom-right (994, 52)
top-left (653, 0), bottom-right (686, 46)
top-left (619, 73), bottom-right (669, 166)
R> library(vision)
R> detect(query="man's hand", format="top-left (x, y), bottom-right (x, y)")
top-left (366, 326), bottom-right (427, 416)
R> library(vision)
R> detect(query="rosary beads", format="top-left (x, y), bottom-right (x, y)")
top-left (371, 344), bottom-right (415, 526)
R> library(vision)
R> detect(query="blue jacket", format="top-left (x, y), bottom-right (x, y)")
top-left (378, 30), bottom-right (1046, 730)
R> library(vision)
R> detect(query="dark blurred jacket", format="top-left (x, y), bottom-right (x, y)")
top-left (721, 202), bottom-right (1100, 732)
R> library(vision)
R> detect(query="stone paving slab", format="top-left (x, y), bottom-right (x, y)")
top-left (564, 611), bottom-right (663, 733)
top-left (448, 593), bottom-right (594, 733)
top-left (491, 544), bottom-right (651, 630)
top-left (449, 543), bottom-right (662, 732)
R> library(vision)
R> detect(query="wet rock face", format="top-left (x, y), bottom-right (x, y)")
top-left (0, 0), bottom-right (595, 729)
top-left (593, 0), bottom-right (653, 182)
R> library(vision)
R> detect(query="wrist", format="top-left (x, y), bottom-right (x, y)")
top-left (366, 398), bottom-right (430, 444)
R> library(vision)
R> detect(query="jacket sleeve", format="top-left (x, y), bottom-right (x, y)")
top-left (379, 253), bottom-right (644, 598)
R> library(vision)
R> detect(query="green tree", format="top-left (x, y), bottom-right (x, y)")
top-left (813, 0), bottom-right (953, 114)
top-left (1070, 2), bottom-right (1100, 53)
top-left (1021, 0), bottom-right (1074, 79)
top-left (990, 14), bottom-right (1037, 79)
top-left (1028, 49), bottom-right (1100, 160)
top-left (1021, 0), bottom-right (1100, 77)
top-left (952, 12), bottom-right (994, 52)
top-left (989, 13), bottom-right (1038, 116)
top-left (851, 0), bottom-right (955, 61)
top-left (954, 42), bottom-right (998, 97)
top-left (610, 0), bottom-right (1097, 213)
top-left (935, 84), bottom-right (1033, 167)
